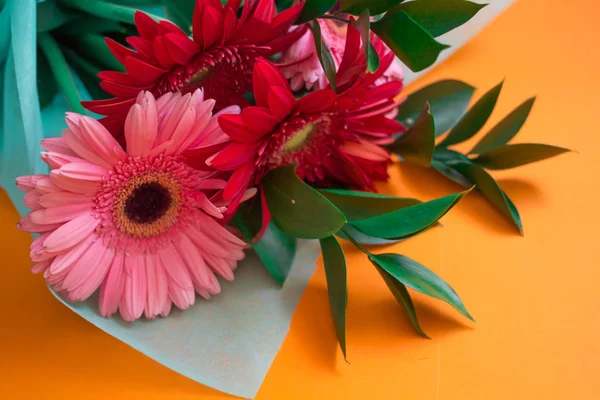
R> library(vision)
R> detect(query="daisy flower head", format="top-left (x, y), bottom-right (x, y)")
top-left (204, 24), bottom-right (405, 210)
top-left (17, 90), bottom-right (253, 321)
top-left (84, 0), bottom-right (306, 138)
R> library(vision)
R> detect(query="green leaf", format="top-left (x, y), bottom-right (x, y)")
top-left (431, 159), bottom-right (472, 187)
top-left (472, 143), bottom-right (572, 170)
top-left (337, 224), bottom-right (404, 246)
top-left (374, 264), bottom-right (429, 338)
top-left (446, 161), bottom-right (523, 234)
top-left (37, 0), bottom-right (79, 33)
top-left (73, 33), bottom-right (125, 71)
top-left (262, 165), bottom-right (346, 239)
top-left (72, 65), bottom-right (110, 100)
top-left (252, 224), bottom-right (297, 284)
top-left (355, 10), bottom-right (380, 73)
top-left (395, 79), bottom-right (475, 135)
top-left (351, 189), bottom-right (471, 239)
top-left (104, 0), bottom-right (165, 4)
top-left (369, 253), bottom-right (474, 321)
top-left (37, 49), bottom-right (58, 108)
top-left (61, 45), bottom-right (109, 100)
top-left (470, 97), bottom-right (536, 154)
top-left (37, 32), bottom-right (88, 115)
top-left (276, 0), bottom-right (296, 12)
top-left (396, 0), bottom-right (487, 37)
top-left (340, 0), bottom-right (406, 16)
top-left (161, 0), bottom-right (195, 32)
top-left (367, 43), bottom-right (380, 73)
top-left (55, 0), bottom-right (164, 25)
top-left (297, 0), bottom-right (337, 23)
top-left (319, 236), bottom-right (348, 359)
top-left (233, 203), bottom-right (297, 285)
top-left (439, 80), bottom-right (503, 147)
top-left (53, 15), bottom-right (126, 36)
top-left (371, 9), bottom-right (449, 72)
top-left (432, 148), bottom-right (473, 188)
top-left (433, 147), bottom-right (472, 164)
top-left (320, 188), bottom-right (421, 221)
top-left (387, 102), bottom-right (435, 166)
top-left (308, 20), bottom-right (337, 92)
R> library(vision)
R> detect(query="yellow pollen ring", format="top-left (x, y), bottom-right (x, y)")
top-left (113, 173), bottom-right (182, 238)
top-left (283, 123), bottom-right (316, 152)
top-left (185, 67), bottom-right (213, 87)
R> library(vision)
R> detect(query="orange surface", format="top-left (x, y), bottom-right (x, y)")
top-left (1, 0), bottom-right (599, 398)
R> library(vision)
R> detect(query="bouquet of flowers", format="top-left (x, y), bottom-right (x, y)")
top-left (0, 0), bottom-right (572, 397)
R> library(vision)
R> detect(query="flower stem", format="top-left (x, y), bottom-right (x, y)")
top-left (340, 227), bottom-right (371, 256)
top-left (37, 33), bottom-right (88, 115)
top-left (54, 0), bottom-right (165, 25)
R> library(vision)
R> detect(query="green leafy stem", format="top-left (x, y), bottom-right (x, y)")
top-left (235, 165), bottom-right (475, 359)
top-left (388, 79), bottom-right (574, 234)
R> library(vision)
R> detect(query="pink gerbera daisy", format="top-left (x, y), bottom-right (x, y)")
top-left (17, 90), bottom-right (252, 321)
top-left (279, 18), bottom-right (404, 91)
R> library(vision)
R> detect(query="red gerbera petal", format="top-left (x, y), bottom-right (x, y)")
top-left (223, 162), bottom-right (256, 201)
top-left (210, 142), bottom-right (260, 170)
top-left (203, 6), bottom-right (225, 49)
top-left (98, 71), bottom-right (137, 87)
top-left (157, 20), bottom-right (183, 35)
top-left (253, 58), bottom-right (290, 107)
top-left (82, 97), bottom-right (136, 115)
top-left (254, 185), bottom-right (272, 241)
top-left (219, 114), bottom-right (264, 143)
top-left (267, 86), bottom-right (295, 120)
top-left (134, 11), bottom-right (159, 40)
top-left (123, 57), bottom-right (168, 85)
top-left (164, 33), bottom-right (199, 65)
top-left (86, 1), bottom-right (303, 137)
top-left (105, 37), bottom-right (138, 65)
top-left (183, 141), bottom-right (230, 171)
top-left (295, 89), bottom-right (336, 114)
top-left (152, 36), bottom-right (177, 68)
top-left (126, 36), bottom-right (155, 61)
top-left (241, 106), bottom-right (280, 135)
top-left (100, 80), bottom-right (152, 98)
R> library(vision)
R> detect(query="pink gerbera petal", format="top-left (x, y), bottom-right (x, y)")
top-left (19, 90), bottom-right (249, 321)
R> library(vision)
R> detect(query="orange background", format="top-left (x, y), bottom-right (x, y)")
top-left (1, 0), bottom-right (599, 398)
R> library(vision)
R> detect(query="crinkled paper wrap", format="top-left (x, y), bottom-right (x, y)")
top-left (0, 0), bottom-right (513, 398)
top-left (52, 240), bottom-right (322, 399)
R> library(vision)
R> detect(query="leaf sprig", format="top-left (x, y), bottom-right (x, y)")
top-left (234, 165), bottom-right (475, 358)
top-left (389, 80), bottom-right (573, 234)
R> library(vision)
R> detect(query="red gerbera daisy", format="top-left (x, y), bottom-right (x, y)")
top-left (195, 25), bottom-right (405, 215)
top-left (83, 0), bottom-right (305, 138)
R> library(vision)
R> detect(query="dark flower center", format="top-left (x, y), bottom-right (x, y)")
top-left (124, 182), bottom-right (172, 224)
top-left (159, 46), bottom-right (257, 111)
